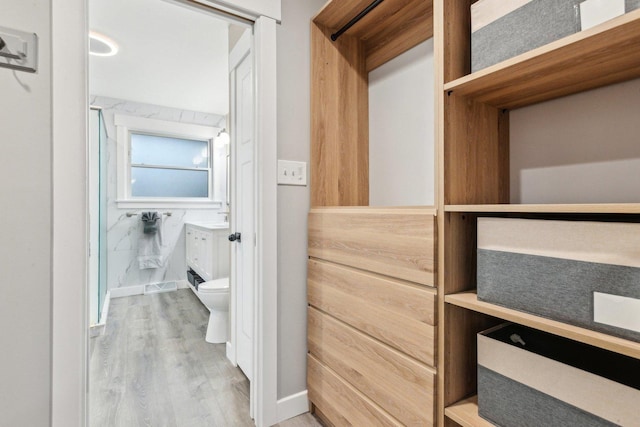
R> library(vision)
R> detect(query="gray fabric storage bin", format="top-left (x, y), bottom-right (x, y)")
top-left (477, 218), bottom-right (640, 342)
top-left (471, 0), bottom-right (582, 72)
top-left (471, 0), bottom-right (640, 72)
top-left (478, 323), bottom-right (640, 427)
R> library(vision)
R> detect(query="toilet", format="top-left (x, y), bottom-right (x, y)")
top-left (195, 277), bottom-right (229, 344)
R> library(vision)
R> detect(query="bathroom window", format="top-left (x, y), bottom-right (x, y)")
top-left (130, 133), bottom-right (210, 198)
top-left (115, 115), bottom-right (222, 208)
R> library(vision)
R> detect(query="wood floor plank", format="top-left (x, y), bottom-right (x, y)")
top-left (90, 289), bottom-right (318, 427)
top-left (90, 290), bottom-right (247, 427)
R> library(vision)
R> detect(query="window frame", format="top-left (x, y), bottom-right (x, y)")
top-left (115, 114), bottom-right (222, 209)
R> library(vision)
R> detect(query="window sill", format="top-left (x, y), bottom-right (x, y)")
top-left (116, 199), bottom-right (223, 209)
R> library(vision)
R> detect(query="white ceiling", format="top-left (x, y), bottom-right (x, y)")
top-left (89, 0), bottom-right (230, 115)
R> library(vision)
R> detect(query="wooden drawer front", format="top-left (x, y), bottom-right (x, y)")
top-left (308, 208), bottom-right (436, 286)
top-left (308, 259), bottom-right (436, 366)
top-left (308, 308), bottom-right (436, 426)
top-left (308, 355), bottom-right (402, 427)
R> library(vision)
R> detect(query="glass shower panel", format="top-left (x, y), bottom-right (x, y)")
top-left (89, 108), bottom-right (108, 325)
top-left (98, 110), bottom-right (108, 322)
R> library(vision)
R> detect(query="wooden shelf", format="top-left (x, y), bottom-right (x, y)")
top-left (444, 203), bottom-right (640, 214)
top-left (439, 4), bottom-right (640, 426)
top-left (443, 10), bottom-right (640, 109)
top-left (445, 396), bottom-right (493, 427)
top-left (445, 291), bottom-right (640, 360)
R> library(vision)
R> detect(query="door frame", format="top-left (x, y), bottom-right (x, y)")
top-left (50, 2), bottom-right (279, 426)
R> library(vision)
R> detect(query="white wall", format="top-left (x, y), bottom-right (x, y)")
top-left (90, 0), bottom-right (230, 115)
top-left (369, 39), bottom-right (435, 206)
top-left (276, 0), bottom-right (326, 400)
top-left (0, 1), bottom-right (52, 424)
top-left (511, 77), bottom-right (640, 203)
top-left (91, 96), bottom-right (228, 290)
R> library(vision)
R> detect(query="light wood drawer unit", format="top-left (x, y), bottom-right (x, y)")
top-left (308, 259), bottom-right (436, 365)
top-left (307, 355), bottom-right (402, 427)
top-left (308, 308), bottom-right (436, 426)
top-left (307, 207), bottom-right (437, 425)
top-left (308, 207), bottom-right (436, 287)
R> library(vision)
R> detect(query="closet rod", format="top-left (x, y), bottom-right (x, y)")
top-left (330, 0), bottom-right (385, 41)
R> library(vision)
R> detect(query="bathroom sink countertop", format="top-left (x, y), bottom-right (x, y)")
top-left (185, 221), bottom-right (229, 230)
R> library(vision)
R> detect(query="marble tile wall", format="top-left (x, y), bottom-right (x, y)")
top-left (91, 96), bottom-right (228, 290)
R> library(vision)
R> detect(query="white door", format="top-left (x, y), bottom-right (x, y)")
top-left (231, 33), bottom-right (255, 382)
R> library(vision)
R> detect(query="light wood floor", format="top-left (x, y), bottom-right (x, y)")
top-left (90, 289), bottom-right (321, 427)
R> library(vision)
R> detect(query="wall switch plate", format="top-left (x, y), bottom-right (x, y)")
top-left (277, 160), bottom-right (307, 186)
top-left (0, 26), bottom-right (37, 73)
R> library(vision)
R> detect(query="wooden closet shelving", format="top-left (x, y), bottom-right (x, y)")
top-left (437, 2), bottom-right (640, 426)
top-left (308, 1), bottom-right (437, 426)
top-left (444, 203), bottom-right (640, 214)
top-left (310, 1), bottom-right (640, 425)
top-left (445, 291), bottom-right (640, 360)
top-left (444, 396), bottom-right (493, 427)
top-left (312, 0), bottom-right (433, 72)
top-left (443, 9), bottom-right (640, 109)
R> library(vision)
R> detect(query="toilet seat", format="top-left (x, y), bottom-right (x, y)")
top-left (199, 277), bottom-right (229, 293)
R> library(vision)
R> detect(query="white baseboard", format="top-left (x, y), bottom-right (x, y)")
top-left (89, 322), bottom-right (105, 338)
top-left (276, 390), bottom-right (310, 423)
top-left (226, 341), bottom-right (237, 366)
top-left (110, 280), bottom-right (189, 299)
top-left (89, 291), bottom-right (111, 337)
top-left (109, 285), bottom-right (144, 299)
top-left (99, 290), bottom-right (111, 324)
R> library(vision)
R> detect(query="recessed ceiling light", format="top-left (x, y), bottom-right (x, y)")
top-left (89, 31), bottom-right (119, 57)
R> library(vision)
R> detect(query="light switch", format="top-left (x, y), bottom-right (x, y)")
top-left (278, 160), bottom-right (307, 186)
top-left (0, 26), bottom-right (37, 73)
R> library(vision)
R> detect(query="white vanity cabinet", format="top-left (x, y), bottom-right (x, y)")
top-left (185, 223), bottom-right (230, 281)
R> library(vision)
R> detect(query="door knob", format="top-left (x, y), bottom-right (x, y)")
top-left (228, 232), bottom-right (241, 242)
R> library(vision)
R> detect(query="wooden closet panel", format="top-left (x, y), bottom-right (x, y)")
top-left (308, 259), bottom-right (437, 365)
top-left (310, 23), bottom-right (369, 207)
top-left (307, 355), bottom-right (402, 427)
top-left (308, 307), bottom-right (436, 426)
top-left (442, 0), bottom-right (475, 83)
top-left (444, 95), bottom-right (509, 205)
top-left (313, 0), bottom-right (380, 29)
top-left (364, 1), bottom-right (434, 71)
top-left (443, 213), bottom-right (478, 295)
top-left (442, 305), bottom-right (500, 410)
top-left (308, 207), bottom-right (436, 286)
top-left (313, 0), bottom-right (432, 42)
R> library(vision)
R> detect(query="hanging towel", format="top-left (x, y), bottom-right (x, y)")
top-left (138, 215), bottom-right (165, 269)
top-left (141, 211), bottom-right (160, 234)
